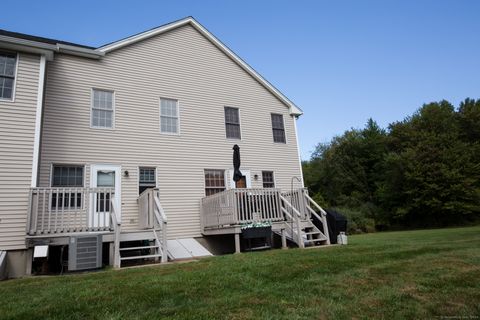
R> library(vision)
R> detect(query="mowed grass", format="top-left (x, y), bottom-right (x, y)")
top-left (1, 226), bottom-right (479, 320)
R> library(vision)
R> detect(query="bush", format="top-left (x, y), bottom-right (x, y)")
top-left (332, 206), bottom-right (376, 234)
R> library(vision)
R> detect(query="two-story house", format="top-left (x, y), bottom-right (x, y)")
top-left (0, 17), bottom-right (330, 279)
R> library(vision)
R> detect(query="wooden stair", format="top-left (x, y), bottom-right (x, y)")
top-left (117, 229), bottom-right (167, 267)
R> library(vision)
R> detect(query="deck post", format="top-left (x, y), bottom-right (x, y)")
top-left (25, 249), bottom-right (33, 276)
top-left (281, 228), bottom-right (287, 249)
top-left (234, 233), bottom-right (241, 254)
top-left (109, 242), bottom-right (114, 266)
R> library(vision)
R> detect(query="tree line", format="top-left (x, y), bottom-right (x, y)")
top-left (302, 99), bottom-right (480, 233)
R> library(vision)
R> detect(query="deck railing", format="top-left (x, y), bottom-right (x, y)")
top-left (27, 187), bottom-right (115, 235)
top-left (138, 188), bottom-right (168, 262)
top-left (201, 188), bottom-right (284, 229)
top-left (281, 188), bottom-right (310, 220)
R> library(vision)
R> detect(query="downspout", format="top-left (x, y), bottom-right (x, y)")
top-left (292, 115), bottom-right (305, 187)
top-left (31, 54), bottom-right (47, 187)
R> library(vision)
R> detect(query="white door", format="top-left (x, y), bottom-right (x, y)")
top-left (90, 164), bottom-right (121, 228)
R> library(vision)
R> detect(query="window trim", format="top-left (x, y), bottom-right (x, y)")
top-left (203, 169), bottom-right (227, 197)
top-left (138, 166), bottom-right (158, 196)
top-left (49, 164), bottom-right (86, 211)
top-left (49, 163), bottom-right (86, 188)
top-left (159, 97), bottom-right (180, 135)
top-left (0, 52), bottom-right (19, 103)
top-left (261, 170), bottom-right (276, 188)
top-left (90, 88), bottom-right (115, 130)
top-left (271, 113), bottom-right (287, 144)
top-left (224, 106), bottom-right (242, 140)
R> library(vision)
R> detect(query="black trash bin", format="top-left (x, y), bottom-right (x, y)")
top-left (325, 209), bottom-right (347, 244)
top-left (311, 209), bottom-right (347, 244)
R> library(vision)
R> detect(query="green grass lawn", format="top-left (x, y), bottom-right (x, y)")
top-left (1, 226), bottom-right (479, 320)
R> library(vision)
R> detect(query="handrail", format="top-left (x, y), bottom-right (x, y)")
top-left (279, 195), bottom-right (303, 219)
top-left (110, 197), bottom-right (121, 268)
top-left (304, 193), bottom-right (327, 216)
top-left (279, 195), bottom-right (304, 248)
top-left (304, 193), bottom-right (331, 245)
top-left (154, 196), bottom-right (168, 224)
top-left (152, 190), bottom-right (168, 263)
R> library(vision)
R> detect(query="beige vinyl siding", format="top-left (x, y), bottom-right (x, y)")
top-left (0, 53), bottom-right (40, 250)
top-left (39, 25), bottom-right (302, 239)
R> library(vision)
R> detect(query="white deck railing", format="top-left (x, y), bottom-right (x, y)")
top-left (27, 187), bottom-right (115, 235)
top-left (138, 188), bottom-right (168, 262)
top-left (201, 188), bottom-right (284, 229)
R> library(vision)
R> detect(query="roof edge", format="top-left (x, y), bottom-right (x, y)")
top-left (0, 34), bottom-right (104, 60)
top-left (98, 17), bottom-right (303, 116)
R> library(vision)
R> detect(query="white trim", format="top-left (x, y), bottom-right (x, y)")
top-left (261, 170), bottom-right (276, 188)
top-left (159, 97), bottom-right (180, 135)
top-left (0, 52), bottom-right (19, 103)
top-left (0, 34), bottom-right (103, 60)
top-left (97, 17), bottom-right (302, 116)
top-left (271, 112), bottom-right (287, 144)
top-left (90, 88), bottom-right (115, 130)
top-left (203, 168), bottom-right (227, 197)
top-left (49, 163), bottom-right (87, 187)
top-left (31, 54), bottom-right (46, 187)
top-left (224, 106), bottom-right (242, 141)
top-left (90, 164), bottom-right (122, 226)
top-left (137, 166), bottom-right (158, 195)
top-left (293, 116), bottom-right (305, 187)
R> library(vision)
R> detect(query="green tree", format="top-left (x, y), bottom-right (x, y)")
top-left (303, 99), bottom-right (480, 231)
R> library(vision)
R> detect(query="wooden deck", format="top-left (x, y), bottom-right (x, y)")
top-left (26, 188), bottom-right (168, 268)
top-left (200, 188), bottom-right (331, 251)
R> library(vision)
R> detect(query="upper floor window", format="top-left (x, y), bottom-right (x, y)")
top-left (204, 169), bottom-right (225, 196)
top-left (271, 113), bottom-right (286, 143)
top-left (91, 89), bottom-right (114, 128)
top-left (224, 107), bottom-right (241, 139)
top-left (160, 98), bottom-right (179, 134)
top-left (262, 171), bottom-right (275, 188)
top-left (0, 53), bottom-right (17, 100)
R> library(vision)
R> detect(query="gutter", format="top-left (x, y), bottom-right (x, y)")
top-left (0, 35), bottom-right (104, 60)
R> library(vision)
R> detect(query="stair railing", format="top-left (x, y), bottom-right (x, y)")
top-left (279, 194), bottom-right (305, 248)
top-left (303, 192), bottom-right (331, 245)
top-left (109, 196), bottom-right (121, 268)
top-left (152, 189), bottom-right (168, 263)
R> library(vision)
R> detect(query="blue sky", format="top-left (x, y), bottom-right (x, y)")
top-left (2, 1), bottom-right (479, 159)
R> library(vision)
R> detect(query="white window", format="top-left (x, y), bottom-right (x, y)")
top-left (271, 113), bottom-right (286, 143)
top-left (51, 165), bottom-right (84, 209)
top-left (262, 171), bottom-right (275, 188)
top-left (91, 89), bottom-right (114, 128)
top-left (139, 167), bottom-right (156, 194)
top-left (160, 98), bottom-right (179, 134)
top-left (0, 52), bottom-right (17, 100)
top-left (224, 107), bottom-right (241, 139)
top-left (204, 169), bottom-right (226, 196)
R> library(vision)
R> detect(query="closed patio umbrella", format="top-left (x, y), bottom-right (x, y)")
top-left (232, 144), bottom-right (242, 182)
